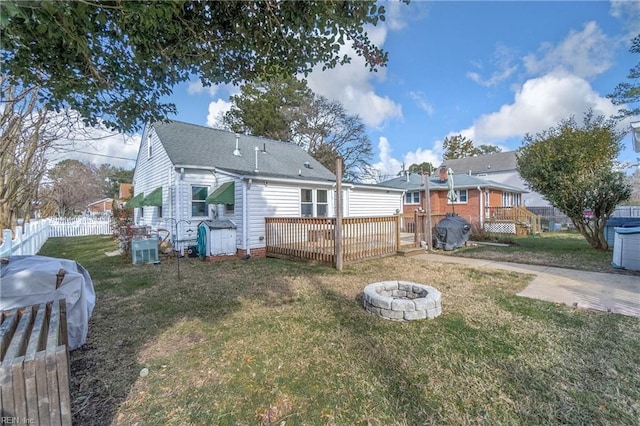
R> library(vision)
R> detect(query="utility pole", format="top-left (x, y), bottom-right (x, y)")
top-left (335, 156), bottom-right (344, 271)
top-left (423, 171), bottom-right (432, 251)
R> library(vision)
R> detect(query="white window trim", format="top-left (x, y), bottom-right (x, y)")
top-left (191, 185), bottom-right (209, 218)
top-left (147, 134), bottom-right (153, 159)
top-left (405, 191), bottom-right (421, 205)
top-left (301, 188), bottom-right (329, 217)
top-left (447, 189), bottom-right (468, 204)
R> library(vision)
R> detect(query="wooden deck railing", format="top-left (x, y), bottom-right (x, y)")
top-left (265, 216), bottom-right (400, 265)
top-left (400, 213), bottom-right (447, 234)
top-left (485, 206), bottom-right (541, 235)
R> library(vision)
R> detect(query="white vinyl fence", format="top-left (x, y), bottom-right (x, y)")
top-left (611, 206), bottom-right (640, 217)
top-left (0, 217), bottom-right (113, 257)
top-left (48, 217), bottom-right (112, 237)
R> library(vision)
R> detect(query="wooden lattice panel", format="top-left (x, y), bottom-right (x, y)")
top-left (484, 222), bottom-right (516, 234)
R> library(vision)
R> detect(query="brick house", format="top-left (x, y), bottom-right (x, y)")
top-left (377, 165), bottom-right (528, 228)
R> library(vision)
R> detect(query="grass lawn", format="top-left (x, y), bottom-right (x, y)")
top-left (39, 236), bottom-right (640, 425)
top-left (454, 231), bottom-right (639, 275)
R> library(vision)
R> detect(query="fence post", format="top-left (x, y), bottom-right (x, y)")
top-left (1, 229), bottom-right (13, 256)
top-left (395, 214), bottom-right (401, 250)
top-left (335, 157), bottom-right (344, 271)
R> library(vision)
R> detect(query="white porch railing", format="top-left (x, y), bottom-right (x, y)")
top-left (0, 217), bottom-right (113, 257)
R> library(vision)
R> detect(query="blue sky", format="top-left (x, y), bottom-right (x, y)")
top-left (71, 0), bottom-right (640, 178)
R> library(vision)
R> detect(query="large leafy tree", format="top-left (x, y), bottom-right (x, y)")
top-left (1, 0), bottom-right (396, 132)
top-left (517, 112), bottom-right (631, 251)
top-left (222, 77), bottom-right (373, 182)
top-left (45, 159), bottom-right (104, 217)
top-left (0, 76), bottom-right (80, 231)
top-left (608, 33), bottom-right (640, 118)
top-left (476, 144), bottom-right (502, 155)
top-left (407, 162), bottom-right (435, 175)
top-left (95, 164), bottom-right (134, 198)
top-left (442, 134), bottom-right (501, 160)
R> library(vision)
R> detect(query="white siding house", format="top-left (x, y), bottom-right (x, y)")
top-left (130, 121), bottom-right (402, 257)
top-left (443, 151), bottom-right (551, 208)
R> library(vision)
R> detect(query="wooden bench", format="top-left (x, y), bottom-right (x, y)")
top-left (0, 299), bottom-right (72, 425)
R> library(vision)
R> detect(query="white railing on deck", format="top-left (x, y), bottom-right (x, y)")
top-left (0, 217), bottom-right (113, 257)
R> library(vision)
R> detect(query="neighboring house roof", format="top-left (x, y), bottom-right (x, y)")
top-left (443, 151), bottom-right (518, 174)
top-left (118, 183), bottom-right (133, 201)
top-left (152, 120), bottom-right (336, 182)
top-left (377, 172), bottom-right (526, 193)
top-left (86, 198), bottom-right (113, 210)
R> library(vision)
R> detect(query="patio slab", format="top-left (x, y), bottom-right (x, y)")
top-left (413, 253), bottom-right (640, 318)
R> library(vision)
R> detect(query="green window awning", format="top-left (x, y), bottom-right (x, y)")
top-left (206, 181), bottom-right (235, 204)
top-left (142, 187), bottom-right (163, 206)
top-left (125, 192), bottom-right (144, 208)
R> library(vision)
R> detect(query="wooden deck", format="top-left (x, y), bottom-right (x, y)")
top-left (265, 216), bottom-right (400, 265)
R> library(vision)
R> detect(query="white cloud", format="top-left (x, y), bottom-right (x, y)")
top-left (48, 128), bottom-right (141, 170)
top-left (187, 80), bottom-right (219, 96)
top-left (383, 0), bottom-right (411, 31)
top-left (187, 80), bottom-right (239, 98)
top-left (467, 43), bottom-right (518, 87)
top-left (306, 24), bottom-right (403, 128)
top-left (610, 0), bottom-right (640, 36)
top-left (371, 136), bottom-right (440, 181)
top-left (206, 99), bottom-right (233, 128)
top-left (523, 21), bottom-right (613, 79)
top-left (408, 91), bottom-right (435, 116)
top-left (464, 71), bottom-right (619, 144)
top-left (187, 80), bottom-right (224, 97)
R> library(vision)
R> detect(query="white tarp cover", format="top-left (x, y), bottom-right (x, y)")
top-left (0, 255), bottom-right (96, 350)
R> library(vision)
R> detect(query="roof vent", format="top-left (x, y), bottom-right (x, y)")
top-left (233, 134), bottom-right (241, 156)
top-left (303, 161), bottom-right (312, 169)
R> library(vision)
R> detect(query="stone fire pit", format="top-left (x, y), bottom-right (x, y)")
top-left (362, 281), bottom-right (442, 321)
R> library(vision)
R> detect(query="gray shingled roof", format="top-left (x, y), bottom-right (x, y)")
top-left (443, 151), bottom-right (518, 174)
top-left (152, 120), bottom-right (336, 182)
top-left (377, 172), bottom-right (526, 193)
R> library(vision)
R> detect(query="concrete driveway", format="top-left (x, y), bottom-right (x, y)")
top-left (414, 253), bottom-right (640, 318)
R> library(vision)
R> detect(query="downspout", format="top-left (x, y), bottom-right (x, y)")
top-left (168, 166), bottom-right (173, 232)
top-left (477, 187), bottom-right (483, 227)
top-left (243, 178), bottom-right (251, 256)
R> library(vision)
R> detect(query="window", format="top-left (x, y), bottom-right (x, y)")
top-left (191, 186), bottom-right (208, 217)
top-left (448, 189), bottom-right (468, 204)
top-left (317, 190), bottom-right (328, 217)
top-left (301, 189), bottom-right (313, 217)
top-left (405, 191), bottom-right (420, 204)
top-left (301, 189), bottom-right (328, 217)
top-left (502, 192), bottom-right (521, 207)
top-left (225, 204), bottom-right (234, 214)
top-left (147, 134), bottom-right (153, 159)
top-left (158, 206), bottom-right (163, 218)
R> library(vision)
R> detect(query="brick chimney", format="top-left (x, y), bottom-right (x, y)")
top-left (439, 165), bottom-right (448, 182)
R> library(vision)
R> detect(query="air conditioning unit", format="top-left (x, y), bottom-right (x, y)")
top-left (131, 238), bottom-right (159, 264)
